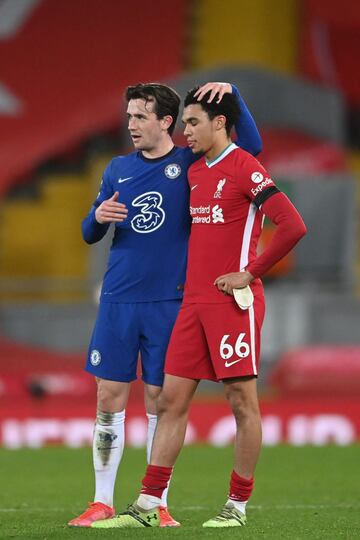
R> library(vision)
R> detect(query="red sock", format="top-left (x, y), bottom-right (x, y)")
top-left (141, 464), bottom-right (173, 498)
top-left (229, 470), bottom-right (254, 502)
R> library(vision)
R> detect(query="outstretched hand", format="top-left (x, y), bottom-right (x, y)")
top-left (194, 82), bottom-right (232, 104)
top-left (95, 191), bottom-right (128, 224)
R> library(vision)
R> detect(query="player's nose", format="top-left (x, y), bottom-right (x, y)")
top-left (128, 117), bottom-right (137, 130)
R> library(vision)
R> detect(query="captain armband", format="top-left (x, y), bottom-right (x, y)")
top-left (253, 186), bottom-right (280, 209)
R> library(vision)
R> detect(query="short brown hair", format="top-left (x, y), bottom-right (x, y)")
top-left (126, 83), bottom-right (180, 136)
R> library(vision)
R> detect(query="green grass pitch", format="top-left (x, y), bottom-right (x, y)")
top-left (0, 445), bottom-right (359, 539)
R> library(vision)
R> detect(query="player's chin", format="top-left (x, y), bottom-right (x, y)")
top-left (190, 146), bottom-right (202, 154)
top-left (131, 137), bottom-right (143, 148)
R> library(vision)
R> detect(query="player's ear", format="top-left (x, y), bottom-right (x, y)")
top-left (215, 115), bottom-right (226, 131)
top-left (161, 115), bottom-right (174, 132)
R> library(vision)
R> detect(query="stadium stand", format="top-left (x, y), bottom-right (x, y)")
top-left (0, 0), bottom-right (188, 195)
top-left (270, 346), bottom-right (360, 397)
top-left (0, 157), bottom-right (112, 301)
top-left (300, 0), bottom-right (360, 107)
top-left (191, 0), bottom-right (299, 74)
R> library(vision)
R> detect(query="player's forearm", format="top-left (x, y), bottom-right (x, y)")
top-left (247, 192), bottom-right (307, 278)
top-left (232, 84), bottom-right (262, 156)
top-left (81, 210), bottom-right (110, 244)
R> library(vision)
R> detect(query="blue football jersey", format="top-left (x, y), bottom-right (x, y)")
top-left (82, 146), bottom-right (195, 302)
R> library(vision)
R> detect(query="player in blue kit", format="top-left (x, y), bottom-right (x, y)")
top-left (68, 82), bottom-right (262, 528)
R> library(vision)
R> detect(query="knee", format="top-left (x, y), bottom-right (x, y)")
top-left (96, 379), bottom-right (127, 411)
top-left (156, 390), bottom-right (173, 415)
top-left (156, 389), bottom-right (188, 417)
top-left (226, 388), bottom-right (260, 426)
top-left (144, 385), bottom-right (162, 415)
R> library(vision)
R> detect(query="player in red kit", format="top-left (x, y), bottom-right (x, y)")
top-left (91, 85), bottom-right (307, 529)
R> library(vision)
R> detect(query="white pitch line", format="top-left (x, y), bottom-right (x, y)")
top-left (0, 503), bottom-right (358, 513)
top-left (180, 504), bottom-right (358, 511)
top-left (0, 508), bottom-right (67, 512)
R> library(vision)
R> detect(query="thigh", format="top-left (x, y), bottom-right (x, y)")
top-left (199, 296), bottom-right (265, 380)
top-left (85, 302), bottom-right (140, 382)
top-left (164, 303), bottom-right (217, 381)
top-left (139, 300), bottom-right (182, 387)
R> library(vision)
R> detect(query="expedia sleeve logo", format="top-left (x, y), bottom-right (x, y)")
top-left (251, 172), bottom-right (264, 183)
top-left (251, 178), bottom-right (273, 197)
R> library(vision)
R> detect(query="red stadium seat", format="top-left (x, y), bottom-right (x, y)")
top-left (270, 346), bottom-right (360, 397)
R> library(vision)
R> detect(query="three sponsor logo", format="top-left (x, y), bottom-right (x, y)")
top-left (131, 191), bottom-right (165, 234)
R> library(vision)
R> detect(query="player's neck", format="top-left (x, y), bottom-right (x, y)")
top-left (141, 136), bottom-right (174, 159)
top-left (204, 137), bottom-right (233, 163)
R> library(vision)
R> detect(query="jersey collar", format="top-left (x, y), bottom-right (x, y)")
top-left (138, 145), bottom-right (177, 162)
top-left (205, 143), bottom-right (237, 168)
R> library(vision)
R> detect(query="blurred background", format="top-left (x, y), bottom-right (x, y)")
top-left (0, 0), bottom-right (359, 449)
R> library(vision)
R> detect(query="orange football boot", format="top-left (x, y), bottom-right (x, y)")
top-left (68, 502), bottom-right (115, 527)
top-left (159, 506), bottom-right (180, 527)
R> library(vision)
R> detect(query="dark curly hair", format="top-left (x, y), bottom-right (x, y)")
top-left (184, 86), bottom-right (240, 135)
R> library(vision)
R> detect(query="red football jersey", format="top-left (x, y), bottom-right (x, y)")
top-left (184, 143), bottom-right (277, 303)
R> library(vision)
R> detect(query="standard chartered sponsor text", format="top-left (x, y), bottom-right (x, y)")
top-left (190, 205), bottom-right (210, 215)
top-left (191, 205), bottom-right (210, 224)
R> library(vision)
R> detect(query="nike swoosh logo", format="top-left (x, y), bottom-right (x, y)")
top-left (225, 358), bottom-right (242, 368)
top-left (191, 184), bottom-right (198, 190)
top-left (118, 177), bottom-right (132, 183)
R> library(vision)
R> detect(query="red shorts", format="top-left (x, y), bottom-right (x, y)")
top-left (165, 296), bottom-right (265, 381)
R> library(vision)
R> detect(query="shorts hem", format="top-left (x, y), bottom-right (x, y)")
top-left (141, 376), bottom-right (163, 387)
top-left (85, 366), bottom-right (137, 383)
top-left (219, 372), bottom-right (258, 381)
top-left (164, 368), bottom-right (215, 382)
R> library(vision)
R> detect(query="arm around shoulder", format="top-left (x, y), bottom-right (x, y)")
top-left (232, 84), bottom-right (262, 157)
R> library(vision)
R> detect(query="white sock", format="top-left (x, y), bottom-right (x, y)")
top-left (137, 493), bottom-right (162, 511)
top-left (146, 413), bottom-right (157, 463)
top-left (93, 409), bottom-right (125, 507)
top-left (146, 413), bottom-right (170, 507)
top-left (227, 498), bottom-right (247, 515)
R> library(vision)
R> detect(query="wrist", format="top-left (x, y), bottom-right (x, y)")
top-left (94, 208), bottom-right (103, 224)
top-left (245, 267), bottom-right (256, 280)
top-left (245, 270), bottom-right (254, 280)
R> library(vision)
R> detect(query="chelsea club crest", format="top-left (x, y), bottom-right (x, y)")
top-left (165, 163), bottom-right (181, 179)
top-left (90, 349), bottom-right (101, 366)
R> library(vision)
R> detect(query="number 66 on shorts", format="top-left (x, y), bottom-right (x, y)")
top-left (220, 333), bottom-right (250, 360)
top-left (164, 296), bottom-right (265, 381)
